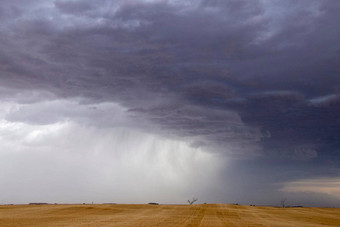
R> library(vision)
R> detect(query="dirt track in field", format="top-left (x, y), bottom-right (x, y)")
top-left (0, 203), bottom-right (339, 226)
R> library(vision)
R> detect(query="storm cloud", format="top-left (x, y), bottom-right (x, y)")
top-left (0, 0), bottom-right (339, 206)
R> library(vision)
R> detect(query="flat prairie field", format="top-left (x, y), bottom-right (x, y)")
top-left (0, 204), bottom-right (339, 226)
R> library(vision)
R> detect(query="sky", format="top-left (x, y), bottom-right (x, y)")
top-left (0, 0), bottom-right (339, 207)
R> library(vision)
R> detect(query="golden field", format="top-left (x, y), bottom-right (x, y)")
top-left (0, 203), bottom-right (339, 226)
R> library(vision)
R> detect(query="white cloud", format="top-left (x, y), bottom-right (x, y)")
top-left (3, 98), bottom-right (131, 126)
top-left (309, 94), bottom-right (340, 107)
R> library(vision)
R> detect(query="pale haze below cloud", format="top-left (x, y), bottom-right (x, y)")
top-left (0, 99), bottom-right (224, 204)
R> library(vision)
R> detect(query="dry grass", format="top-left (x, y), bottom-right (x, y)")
top-left (0, 203), bottom-right (339, 226)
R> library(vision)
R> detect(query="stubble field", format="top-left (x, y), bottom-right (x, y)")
top-left (0, 203), bottom-right (339, 226)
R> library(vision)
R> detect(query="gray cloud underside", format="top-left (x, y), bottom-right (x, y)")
top-left (0, 0), bottom-right (339, 168)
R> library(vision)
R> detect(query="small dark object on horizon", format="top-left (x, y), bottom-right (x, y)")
top-left (187, 197), bottom-right (198, 205)
top-left (29, 203), bottom-right (48, 205)
top-left (280, 198), bottom-right (287, 208)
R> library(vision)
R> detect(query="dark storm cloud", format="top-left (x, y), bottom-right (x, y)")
top-left (54, 0), bottom-right (95, 15)
top-left (239, 92), bottom-right (340, 161)
top-left (0, 0), bottom-right (339, 165)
